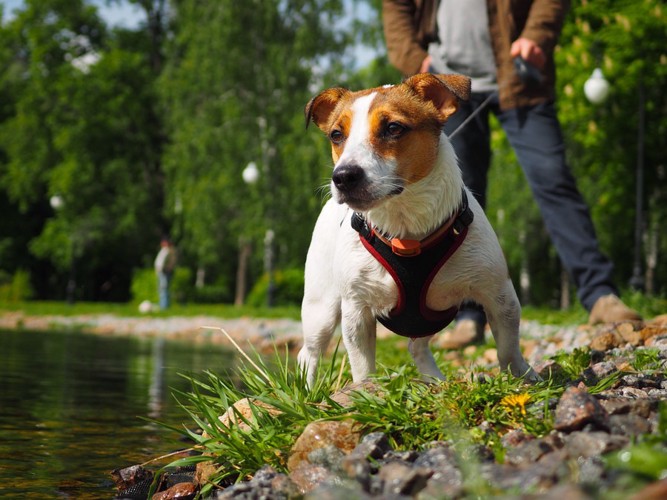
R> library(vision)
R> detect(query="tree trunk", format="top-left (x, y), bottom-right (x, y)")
top-left (235, 237), bottom-right (252, 306)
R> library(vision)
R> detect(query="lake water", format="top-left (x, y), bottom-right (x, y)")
top-left (0, 329), bottom-right (234, 499)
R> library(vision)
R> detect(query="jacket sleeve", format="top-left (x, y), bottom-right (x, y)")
top-left (520, 0), bottom-right (570, 54)
top-left (382, 0), bottom-right (429, 76)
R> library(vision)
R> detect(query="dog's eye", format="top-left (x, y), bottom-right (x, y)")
top-left (329, 130), bottom-right (345, 144)
top-left (386, 122), bottom-right (406, 138)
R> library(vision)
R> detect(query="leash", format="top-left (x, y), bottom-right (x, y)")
top-left (447, 56), bottom-right (542, 139)
top-left (447, 90), bottom-right (497, 139)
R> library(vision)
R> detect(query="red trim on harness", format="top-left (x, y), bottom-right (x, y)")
top-left (360, 226), bottom-right (468, 325)
top-left (359, 236), bottom-right (407, 314)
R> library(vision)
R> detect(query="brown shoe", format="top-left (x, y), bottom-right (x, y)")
top-left (437, 319), bottom-right (485, 349)
top-left (588, 294), bottom-right (643, 325)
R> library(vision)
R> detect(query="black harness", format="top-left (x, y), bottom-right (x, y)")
top-left (351, 190), bottom-right (474, 338)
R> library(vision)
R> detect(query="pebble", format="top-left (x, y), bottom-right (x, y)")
top-left (109, 318), bottom-right (667, 499)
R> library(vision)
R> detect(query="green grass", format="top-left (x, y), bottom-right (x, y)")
top-left (0, 300), bottom-right (301, 320)
top-left (159, 335), bottom-right (636, 497)
top-left (153, 313), bottom-right (667, 498)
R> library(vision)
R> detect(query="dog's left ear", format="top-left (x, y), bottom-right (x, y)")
top-left (404, 73), bottom-right (471, 121)
top-left (305, 87), bottom-right (349, 131)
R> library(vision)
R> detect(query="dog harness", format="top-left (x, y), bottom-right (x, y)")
top-left (351, 190), bottom-right (474, 338)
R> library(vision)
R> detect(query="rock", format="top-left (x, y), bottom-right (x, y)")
top-left (413, 445), bottom-right (463, 498)
top-left (216, 397), bottom-right (282, 432)
top-left (598, 397), bottom-right (652, 417)
top-left (608, 413), bottom-right (652, 437)
top-left (615, 322), bottom-right (643, 346)
top-left (535, 359), bottom-right (569, 380)
top-left (289, 463), bottom-right (337, 495)
top-left (307, 444), bottom-right (346, 471)
top-left (538, 482), bottom-right (592, 500)
top-left (648, 314), bottom-right (667, 327)
top-left (305, 481), bottom-right (373, 500)
top-left (562, 431), bottom-right (628, 458)
top-left (589, 330), bottom-right (623, 351)
top-left (588, 360), bottom-right (619, 380)
top-left (352, 432), bottom-right (392, 460)
top-left (111, 465), bottom-right (154, 493)
top-left (500, 428), bottom-right (532, 448)
top-left (553, 386), bottom-right (610, 432)
top-left (151, 482), bottom-right (197, 500)
top-left (209, 466), bottom-right (298, 499)
top-left (330, 380), bottom-right (383, 408)
top-left (505, 433), bottom-right (563, 466)
top-left (630, 478), bottom-right (667, 500)
top-left (288, 419), bottom-right (361, 472)
top-left (383, 450), bottom-right (419, 463)
top-left (377, 461), bottom-right (432, 497)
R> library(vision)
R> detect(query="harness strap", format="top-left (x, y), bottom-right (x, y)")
top-left (351, 190), bottom-right (474, 338)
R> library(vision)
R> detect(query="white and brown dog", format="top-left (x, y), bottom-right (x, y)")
top-left (298, 74), bottom-right (536, 386)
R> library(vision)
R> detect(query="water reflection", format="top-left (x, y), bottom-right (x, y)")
top-left (0, 329), bottom-right (233, 499)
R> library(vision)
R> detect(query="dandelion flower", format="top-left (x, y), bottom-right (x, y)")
top-left (500, 393), bottom-right (531, 416)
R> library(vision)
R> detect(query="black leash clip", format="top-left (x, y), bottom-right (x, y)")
top-left (513, 56), bottom-right (543, 86)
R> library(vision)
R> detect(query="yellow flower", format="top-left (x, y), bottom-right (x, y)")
top-left (500, 393), bottom-right (531, 416)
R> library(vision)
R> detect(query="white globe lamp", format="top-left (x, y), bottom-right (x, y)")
top-left (584, 68), bottom-right (610, 104)
top-left (242, 161), bottom-right (260, 184)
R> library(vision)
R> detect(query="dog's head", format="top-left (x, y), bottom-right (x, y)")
top-left (305, 74), bottom-right (470, 211)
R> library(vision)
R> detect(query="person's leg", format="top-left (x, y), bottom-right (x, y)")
top-left (158, 272), bottom-right (170, 309)
top-left (496, 101), bottom-right (618, 310)
top-left (444, 93), bottom-right (493, 208)
top-left (441, 93), bottom-right (494, 344)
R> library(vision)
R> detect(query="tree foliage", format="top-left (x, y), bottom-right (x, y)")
top-left (0, 0), bottom-right (664, 304)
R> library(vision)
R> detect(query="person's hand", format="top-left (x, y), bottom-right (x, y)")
top-left (419, 55), bottom-right (432, 74)
top-left (510, 38), bottom-right (545, 69)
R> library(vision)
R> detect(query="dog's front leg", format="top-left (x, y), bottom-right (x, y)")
top-left (408, 336), bottom-right (446, 381)
top-left (298, 294), bottom-right (341, 388)
top-left (341, 302), bottom-right (377, 382)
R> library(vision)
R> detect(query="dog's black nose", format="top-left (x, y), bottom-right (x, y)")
top-left (332, 164), bottom-right (365, 192)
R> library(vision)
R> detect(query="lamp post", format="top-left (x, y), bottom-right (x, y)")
top-left (49, 195), bottom-right (76, 305)
top-left (238, 161), bottom-right (275, 307)
top-left (584, 68), bottom-right (645, 291)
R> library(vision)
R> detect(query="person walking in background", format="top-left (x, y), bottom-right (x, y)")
top-left (154, 236), bottom-right (178, 310)
top-left (382, 0), bottom-right (642, 347)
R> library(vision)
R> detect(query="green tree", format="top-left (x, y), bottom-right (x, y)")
top-left (556, 0), bottom-right (667, 295)
top-left (0, 0), bottom-right (166, 300)
top-left (160, 0), bottom-right (351, 299)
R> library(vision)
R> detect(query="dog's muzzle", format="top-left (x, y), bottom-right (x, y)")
top-left (332, 163), bottom-right (404, 209)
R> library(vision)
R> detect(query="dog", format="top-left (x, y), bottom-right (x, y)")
top-left (298, 73), bottom-right (537, 387)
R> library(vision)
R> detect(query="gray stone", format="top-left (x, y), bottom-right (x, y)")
top-left (378, 461), bottom-right (432, 497)
top-left (608, 413), bottom-right (652, 437)
top-left (562, 431), bottom-right (629, 458)
top-left (505, 433), bottom-right (563, 466)
top-left (304, 480), bottom-right (373, 500)
top-left (554, 386), bottom-right (610, 432)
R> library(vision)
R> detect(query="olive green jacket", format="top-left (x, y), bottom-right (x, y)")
top-left (382, 0), bottom-right (569, 109)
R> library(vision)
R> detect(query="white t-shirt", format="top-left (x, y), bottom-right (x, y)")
top-left (428, 0), bottom-right (498, 92)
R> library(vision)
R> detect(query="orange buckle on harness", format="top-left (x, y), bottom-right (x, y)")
top-left (391, 238), bottom-right (421, 256)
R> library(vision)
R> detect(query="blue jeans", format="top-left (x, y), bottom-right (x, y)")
top-left (444, 93), bottom-right (618, 319)
top-left (157, 271), bottom-right (172, 310)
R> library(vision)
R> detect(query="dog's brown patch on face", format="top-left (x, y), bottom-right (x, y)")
top-left (367, 87), bottom-right (443, 184)
top-left (330, 110), bottom-right (352, 163)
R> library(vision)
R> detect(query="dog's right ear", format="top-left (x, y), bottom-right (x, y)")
top-left (305, 87), bottom-right (348, 131)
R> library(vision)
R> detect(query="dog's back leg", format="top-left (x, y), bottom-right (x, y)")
top-left (409, 336), bottom-right (446, 381)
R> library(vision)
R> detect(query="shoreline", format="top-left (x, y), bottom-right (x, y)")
top-left (0, 311), bottom-right (304, 350)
